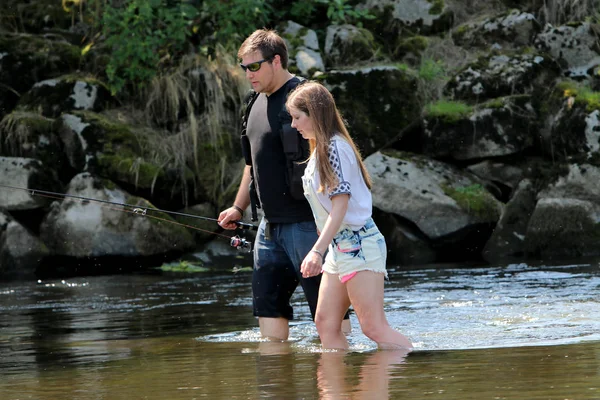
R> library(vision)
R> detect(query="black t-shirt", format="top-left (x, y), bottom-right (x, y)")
top-left (246, 77), bottom-right (313, 223)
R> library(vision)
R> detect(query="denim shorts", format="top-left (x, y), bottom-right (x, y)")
top-left (252, 218), bottom-right (322, 321)
top-left (322, 218), bottom-right (388, 280)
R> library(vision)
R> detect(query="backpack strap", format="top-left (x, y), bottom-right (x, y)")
top-left (241, 90), bottom-right (259, 166)
top-left (279, 77), bottom-right (309, 200)
top-left (240, 89), bottom-right (261, 221)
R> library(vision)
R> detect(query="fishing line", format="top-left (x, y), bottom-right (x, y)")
top-left (0, 183), bottom-right (255, 252)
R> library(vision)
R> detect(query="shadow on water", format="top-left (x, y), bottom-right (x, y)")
top-left (1, 258), bottom-right (600, 399)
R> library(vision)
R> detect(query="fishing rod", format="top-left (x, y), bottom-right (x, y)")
top-left (0, 183), bottom-right (256, 252)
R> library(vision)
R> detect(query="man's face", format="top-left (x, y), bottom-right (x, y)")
top-left (240, 51), bottom-right (276, 95)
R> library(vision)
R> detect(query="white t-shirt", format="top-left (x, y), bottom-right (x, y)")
top-left (306, 135), bottom-right (372, 230)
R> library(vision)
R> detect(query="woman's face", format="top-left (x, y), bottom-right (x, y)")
top-left (289, 106), bottom-right (315, 140)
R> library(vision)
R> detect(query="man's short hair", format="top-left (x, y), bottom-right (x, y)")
top-left (238, 29), bottom-right (289, 69)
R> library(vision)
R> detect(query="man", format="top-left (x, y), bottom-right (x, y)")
top-left (218, 29), bottom-right (350, 340)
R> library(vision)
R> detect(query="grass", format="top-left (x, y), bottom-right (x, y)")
top-left (138, 46), bottom-right (248, 204)
top-left (540, 0), bottom-right (598, 24)
top-left (424, 100), bottom-right (473, 122)
top-left (0, 111), bottom-right (53, 155)
top-left (556, 80), bottom-right (600, 112)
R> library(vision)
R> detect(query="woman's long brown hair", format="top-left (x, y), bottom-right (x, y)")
top-left (286, 81), bottom-right (372, 193)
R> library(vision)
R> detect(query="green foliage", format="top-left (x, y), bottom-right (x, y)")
top-left (157, 260), bottom-right (209, 273)
top-left (101, 0), bottom-right (198, 95)
top-left (556, 80), bottom-right (600, 112)
top-left (287, 1), bottom-right (319, 20)
top-left (319, 0), bottom-right (375, 26)
top-left (198, 0), bottom-right (273, 49)
top-left (418, 58), bottom-right (446, 81)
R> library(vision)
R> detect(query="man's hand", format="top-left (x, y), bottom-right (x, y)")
top-left (218, 207), bottom-right (242, 230)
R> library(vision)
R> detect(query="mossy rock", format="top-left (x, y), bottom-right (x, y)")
top-left (62, 110), bottom-right (196, 197)
top-left (0, 0), bottom-right (73, 33)
top-left (524, 198), bottom-right (600, 259)
top-left (0, 111), bottom-right (72, 180)
top-left (17, 74), bottom-right (116, 118)
top-left (441, 183), bottom-right (501, 220)
top-left (393, 35), bottom-right (428, 60)
top-left (0, 33), bottom-right (81, 96)
top-left (362, 1), bottom-right (454, 40)
top-left (318, 66), bottom-right (420, 156)
top-left (325, 25), bottom-right (379, 67)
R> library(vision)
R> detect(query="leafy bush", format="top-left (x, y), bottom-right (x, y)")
top-left (197, 0), bottom-right (273, 49)
top-left (101, 0), bottom-right (198, 95)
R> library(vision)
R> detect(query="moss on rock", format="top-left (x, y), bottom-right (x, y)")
top-left (442, 183), bottom-right (501, 219)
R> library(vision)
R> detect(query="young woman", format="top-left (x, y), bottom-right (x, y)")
top-left (286, 81), bottom-right (413, 350)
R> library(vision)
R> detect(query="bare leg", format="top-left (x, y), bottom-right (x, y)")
top-left (346, 271), bottom-right (412, 350)
top-left (315, 272), bottom-right (352, 349)
top-left (259, 317), bottom-right (289, 340)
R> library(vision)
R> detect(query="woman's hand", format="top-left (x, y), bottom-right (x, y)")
top-left (301, 250), bottom-right (323, 278)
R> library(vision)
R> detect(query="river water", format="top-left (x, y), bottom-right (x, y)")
top-left (1, 258), bottom-right (600, 399)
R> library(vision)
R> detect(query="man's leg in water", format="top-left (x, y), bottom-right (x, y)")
top-left (252, 219), bottom-right (299, 340)
top-left (258, 317), bottom-right (289, 340)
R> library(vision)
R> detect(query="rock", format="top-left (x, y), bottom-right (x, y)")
top-left (524, 164), bottom-right (600, 258)
top-left (324, 24), bottom-right (377, 67)
top-left (453, 10), bottom-right (540, 49)
top-left (17, 75), bottom-right (116, 118)
top-left (282, 21), bottom-right (324, 76)
top-left (534, 22), bottom-right (600, 78)
top-left (39, 173), bottom-right (196, 258)
top-left (366, 150), bottom-right (503, 239)
top-left (318, 66), bottom-right (420, 155)
top-left (0, 211), bottom-right (49, 278)
top-left (482, 179), bottom-right (537, 263)
top-left (0, 156), bottom-right (60, 210)
top-left (422, 96), bottom-right (537, 160)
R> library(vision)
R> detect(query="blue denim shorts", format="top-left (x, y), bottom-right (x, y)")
top-left (322, 218), bottom-right (388, 280)
top-left (252, 218), bottom-right (322, 320)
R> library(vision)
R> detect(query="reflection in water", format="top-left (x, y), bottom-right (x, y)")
top-left (2, 261), bottom-right (600, 399)
top-left (317, 349), bottom-right (409, 400)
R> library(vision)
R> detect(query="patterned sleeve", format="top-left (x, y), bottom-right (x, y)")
top-left (327, 139), bottom-right (352, 198)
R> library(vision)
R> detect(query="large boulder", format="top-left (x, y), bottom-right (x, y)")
top-left (58, 111), bottom-right (195, 200)
top-left (360, 0), bottom-right (454, 36)
top-left (538, 80), bottom-right (600, 164)
top-left (453, 10), bottom-right (540, 49)
top-left (524, 164), bottom-right (600, 259)
top-left (318, 66), bottom-right (420, 155)
top-left (0, 33), bottom-right (81, 102)
top-left (0, 156), bottom-right (60, 210)
top-left (366, 150), bottom-right (503, 239)
top-left (0, 211), bottom-right (49, 279)
top-left (0, 111), bottom-right (72, 180)
top-left (444, 52), bottom-right (558, 103)
top-left (39, 173), bottom-right (196, 258)
top-left (324, 24), bottom-right (378, 68)
top-left (534, 22), bottom-right (600, 78)
top-left (482, 179), bottom-right (537, 263)
top-left (17, 75), bottom-right (116, 118)
top-left (282, 21), bottom-right (325, 76)
top-left (422, 96), bottom-right (538, 161)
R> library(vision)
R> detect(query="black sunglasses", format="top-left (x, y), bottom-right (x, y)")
top-left (240, 57), bottom-right (273, 72)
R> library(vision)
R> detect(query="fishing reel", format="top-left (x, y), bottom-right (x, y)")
top-left (230, 235), bottom-right (252, 253)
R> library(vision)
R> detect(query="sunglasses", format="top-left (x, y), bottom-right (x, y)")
top-left (239, 57), bottom-right (273, 72)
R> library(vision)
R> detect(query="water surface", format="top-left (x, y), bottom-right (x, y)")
top-left (1, 260), bottom-right (600, 399)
